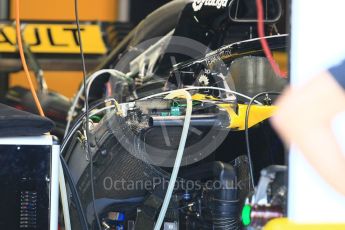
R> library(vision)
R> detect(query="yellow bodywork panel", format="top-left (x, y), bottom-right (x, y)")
top-left (265, 218), bottom-right (345, 230)
top-left (220, 104), bottom-right (277, 130)
top-left (191, 93), bottom-right (219, 101)
top-left (190, 94), bottom-right (277, 130)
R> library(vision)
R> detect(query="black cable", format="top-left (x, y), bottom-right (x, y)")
top-left (61, 99), bottom-right (110, 152)
top-left (60, 155), bottom-right (89, 230)
top-left (245, 92), bottom-right (280, 188)
top-left (74, 0), bottom-right (102, 229)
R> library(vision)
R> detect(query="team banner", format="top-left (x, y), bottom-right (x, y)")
top-left (0, 23), bottom-right (107, 54)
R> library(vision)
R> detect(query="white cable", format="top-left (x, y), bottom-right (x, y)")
top-left (89, 105), bottom-right (115, 117)
top-left (64, 69), bottom-right (126, 138)
top-left (140, 86), bottom-right (263, 105)
top-left (61, 104), bottom-right (117, 152)
top-left (154, 89), bottom-right (193, 230)
top-left (59, 158), bottom-right (72, 230)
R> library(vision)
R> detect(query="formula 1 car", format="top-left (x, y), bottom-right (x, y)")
top-left (62, 0), bottom-right (288, 229)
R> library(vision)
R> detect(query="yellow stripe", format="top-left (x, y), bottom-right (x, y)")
top-left (265, 218), bottom-right (345, 230)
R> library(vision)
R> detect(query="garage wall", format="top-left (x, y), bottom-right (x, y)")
top-left (8, 0), bottom-right (119, 98)
top-left (9, 0), bottom-right (118, 21)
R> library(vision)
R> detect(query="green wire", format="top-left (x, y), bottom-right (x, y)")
top-left (90, 115), bottom-right (102, 123)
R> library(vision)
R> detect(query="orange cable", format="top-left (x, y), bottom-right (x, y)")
top-left (15, 0), bottom-right (45, 117)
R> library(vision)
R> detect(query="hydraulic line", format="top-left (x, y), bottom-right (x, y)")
top-left (256, 0), bottom-right (287, 78)
top-left (154, 89), bottom-right (193, 230)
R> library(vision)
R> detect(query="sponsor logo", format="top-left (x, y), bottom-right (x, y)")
top-left (0, 23), bottom-right (106, 54)
top-left (192, 0), bottom-right (229, 11)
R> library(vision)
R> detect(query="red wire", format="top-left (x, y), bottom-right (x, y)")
top-left (256, 0), bottom-right (287, 78)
